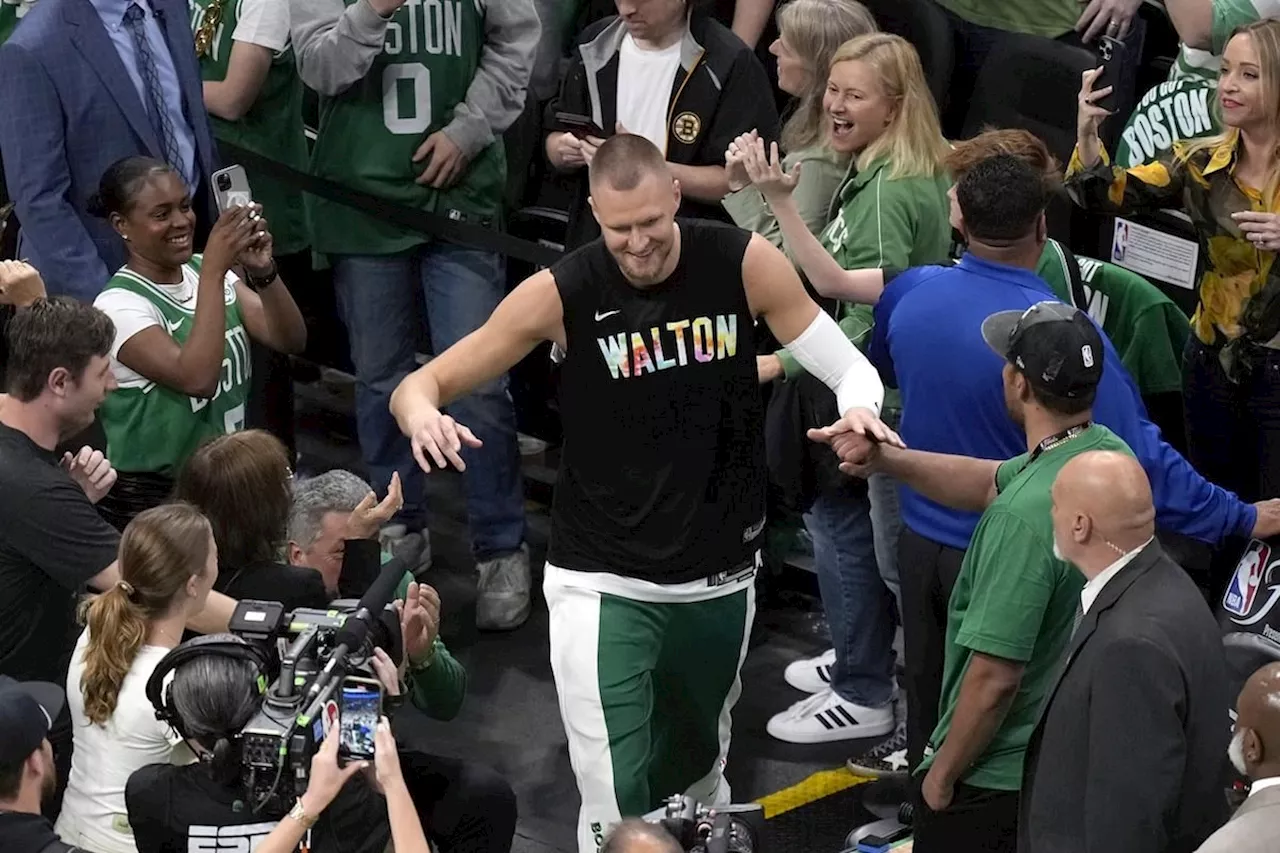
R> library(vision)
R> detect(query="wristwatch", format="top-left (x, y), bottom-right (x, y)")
top-left (243, 260), bottom-right (278, 292)
top-left (288, 798), bottom-right (319, 829)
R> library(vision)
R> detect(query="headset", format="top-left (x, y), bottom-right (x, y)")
top-left (145, 634), bottom-right (277, 743)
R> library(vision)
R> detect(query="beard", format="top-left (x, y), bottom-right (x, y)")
top-left (1229, 728), bottom-right (1249, 776)
top-left (39, 752), bottom-right (57, 804)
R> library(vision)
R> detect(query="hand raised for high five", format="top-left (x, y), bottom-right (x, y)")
top-left (408, 409), bottom-right (482, 472)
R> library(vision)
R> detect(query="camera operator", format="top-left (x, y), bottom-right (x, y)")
top-left (601, 819), bottom-right (681, 853)
top-left (125, 633), bottom-right (401, 853)
top-left (288, 469), bottom-right (519, 853)
top-left (0, 297), bottom-right (237, 815)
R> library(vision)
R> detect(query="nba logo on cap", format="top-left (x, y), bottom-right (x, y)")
top-left (1225, 541), bottom-right (1270, 616)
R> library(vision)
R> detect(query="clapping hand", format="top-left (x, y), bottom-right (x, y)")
top-left (398, 581), bottom-right (441, 667)
top-left (725, 131), bottom-right (760, 193)
top-left (61, 446), bottom-right (117, 504)
top-left (741, 138), bottom-right (800, 202)
top-left (0, 260), bottom-right (46, 307)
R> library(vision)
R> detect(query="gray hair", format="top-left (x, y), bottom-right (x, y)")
top-left (170, 635), bottom-right (261, 741)
top-left (287, 469), bottom-right (374, 548)
top-left (601, 820), bottom-right (681, 853)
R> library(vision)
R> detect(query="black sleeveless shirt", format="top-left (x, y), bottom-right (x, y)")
top-left (548, 219), bottom-right (766, 584)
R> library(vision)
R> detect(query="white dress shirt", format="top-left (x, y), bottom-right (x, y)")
top-left (1080, 536), bottom-right (1155, 616)
top-left (1249, 776), bottom-right (1280, 796)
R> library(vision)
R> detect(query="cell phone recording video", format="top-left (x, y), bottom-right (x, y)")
top-left (211, 165), bottom-right (253, 214)
top-left (1093, 35), bottom-right (1127, 115)
top-left (338, 676), bottom-right (382, 761)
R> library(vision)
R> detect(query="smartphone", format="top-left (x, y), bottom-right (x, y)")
top-left (211, 165), bottom-right (253, 213)
top-left (338, 676), bottom-right (382, 761)
top-left (1093, 35), bottom-right (1126, 115)
top-left (554, 111), bottom-right (609, 140)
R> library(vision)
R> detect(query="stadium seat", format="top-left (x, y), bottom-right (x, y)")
top-left (862, 0), bottom-right (953, 109)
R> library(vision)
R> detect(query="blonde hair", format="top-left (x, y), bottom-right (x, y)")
top-left (79, 503), bottom-right (213, 725)
top-left (1179, 19), bottom-right (1280, 204)
top-left (829, 33), bottom-right (950, 179)
top-left (776, 0), bottom-right (879, 152)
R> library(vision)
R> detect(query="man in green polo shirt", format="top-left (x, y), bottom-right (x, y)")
top-left (825, 301), bottom-right (1132, 849)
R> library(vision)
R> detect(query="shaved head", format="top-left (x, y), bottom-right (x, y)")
top-left (1234, 663), bottom-right (1280, 780)
top-left (589, 134), bottom-right (671, 192)
top-left (601, 819), bottom-right (682, 853)
top-left (1051, 451), bottom-right (1155, 575)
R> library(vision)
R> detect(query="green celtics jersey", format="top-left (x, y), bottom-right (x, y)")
top-left (308, 0), bottom-right (507, 256)
top-left (189, 0), bottom-right (310, 254)
top-left (97, 257), bottom-right (252, 475)
top-left (1115, 77), bottom-right (1219, 168)
top-left (0, 0), bottom-right (35, 44)
top-left (1036, 240), bottom-right (1191, 396)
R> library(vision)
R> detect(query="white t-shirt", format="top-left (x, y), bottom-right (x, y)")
top-left (93, 264), bottom-right (240, 391)
top-left (615, 34), bottom-right (683, 153)
top-left (232, 0), bottom-right (290, 53)
top-left (56, 629), bottom-right (191, 853)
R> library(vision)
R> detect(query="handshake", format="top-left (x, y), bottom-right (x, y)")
top-left (808, 407), bottom-right (905, 478)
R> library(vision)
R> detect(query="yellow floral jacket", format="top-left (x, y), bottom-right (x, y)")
top-left (1065, 131), bottom-right (1280, 356)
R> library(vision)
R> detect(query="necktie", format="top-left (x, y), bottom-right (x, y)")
top-left (121, 3), bottom-right (182, 176)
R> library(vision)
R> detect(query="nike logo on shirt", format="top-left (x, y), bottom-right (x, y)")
top-left (166, 317), bottom-right (184, 334)
top-left (595, 309), bottom-right (620, 322)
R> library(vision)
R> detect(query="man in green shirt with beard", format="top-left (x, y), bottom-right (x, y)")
top-left (822, 301), bottom-right (1133, 849)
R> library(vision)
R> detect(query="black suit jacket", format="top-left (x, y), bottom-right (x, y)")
top-left (1019, 541), bottom-right (1230, 853)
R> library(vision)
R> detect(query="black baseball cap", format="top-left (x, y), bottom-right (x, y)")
top-left (0, 676), bottom-right (65, 766)
top-left (981, 301), bottom-right (1105, 399)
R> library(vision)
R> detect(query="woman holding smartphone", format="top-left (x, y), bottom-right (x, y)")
top-left (1066, 19), bottom-right (1280, 504)
top-left (89, 156), bottom-right (307, 529)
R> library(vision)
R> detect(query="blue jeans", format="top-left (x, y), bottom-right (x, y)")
top-left (332, 244), bottom-right (525, 561)
top-left (804, 478), bottom-right (896, 708)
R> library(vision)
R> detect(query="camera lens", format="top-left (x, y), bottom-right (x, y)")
top-left (216, 174), bottom-right (232, 191)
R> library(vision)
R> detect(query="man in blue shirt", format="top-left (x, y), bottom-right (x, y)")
top-left (862, 153), bottom-right (1280, 784)
top-left (0, 0), bottom-right (216, 300)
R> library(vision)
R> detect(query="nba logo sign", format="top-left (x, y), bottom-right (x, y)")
top-left (1225, 541), bottom-right (1271, 616)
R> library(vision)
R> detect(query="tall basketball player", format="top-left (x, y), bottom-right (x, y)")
top-left (391, 134), bottom-right (899, 853)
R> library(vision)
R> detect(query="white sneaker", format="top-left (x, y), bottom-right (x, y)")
top-left (784, 649), bottom-right (836, 693)
top-left (766, 688), bottom-right (894, 744)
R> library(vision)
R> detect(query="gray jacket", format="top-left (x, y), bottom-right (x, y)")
top-left (289, 0), bottom-right (539, 157)
top-left (1195, 785), bottom-right (1280, 853)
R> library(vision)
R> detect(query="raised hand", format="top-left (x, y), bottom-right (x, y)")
top-left (343, 472), bottom-right (403, 540)
top-left (400, 581), bottom-right (442, 667)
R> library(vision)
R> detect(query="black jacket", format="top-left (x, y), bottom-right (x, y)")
top-left (1019, 541), bottom-right (1231, 853)
top-left (546, 13), bottom-right (780, 248)
top-left (0, 811), bottom-right (85, 853)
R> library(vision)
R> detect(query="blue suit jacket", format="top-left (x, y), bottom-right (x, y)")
top-left (0, 0), bottom-right (218, 301)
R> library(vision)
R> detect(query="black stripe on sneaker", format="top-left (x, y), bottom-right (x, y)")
top-left (818, 666), bottom-right (830, 683)
top-left (816, 712), bottom-right (835, 730)
top-left (834, 705), bottom-right (859, 727)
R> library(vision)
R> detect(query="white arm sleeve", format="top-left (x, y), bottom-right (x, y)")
top-left (781, 311), bottom-right (885, 417)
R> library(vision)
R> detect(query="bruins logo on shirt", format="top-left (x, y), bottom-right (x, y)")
top-left (671, 112), bottom-right (702, 145)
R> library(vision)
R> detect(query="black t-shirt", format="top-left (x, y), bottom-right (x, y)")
top-left (0, 423), bottom-right (120, 683)
top-left (214, 560), bottom-right (329, 613)
top-left (126, 763), bottom-right (391, 853)
top-left (548, 219), bottom-right (766, 583)
top-left (0, 811), bottom-right (87, 853)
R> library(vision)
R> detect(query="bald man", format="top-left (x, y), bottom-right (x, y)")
top-left (1019, 450), bottom-right (1229, 853)
top-left (1197, 663), bottom-right (1280, 852)
top-left (601, 819), bottom-right (681, 853)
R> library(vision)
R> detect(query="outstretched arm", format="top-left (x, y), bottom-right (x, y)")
top-left (391, 270), bottom-right (564, 471)
top-left (742, 234), bottom-right (899, 445)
